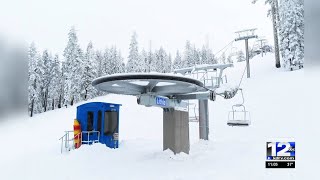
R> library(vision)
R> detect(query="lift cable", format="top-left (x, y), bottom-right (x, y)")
top-left (214, 40), bottom-right (235, 57)
top-left (202, 55), bottom-right (248, 100)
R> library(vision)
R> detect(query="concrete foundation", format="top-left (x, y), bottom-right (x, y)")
top-left (163, 109), bottom-right (190, 154)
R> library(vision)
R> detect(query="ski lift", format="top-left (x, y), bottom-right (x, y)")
top-left (227, 88), bottom-right (251, 127)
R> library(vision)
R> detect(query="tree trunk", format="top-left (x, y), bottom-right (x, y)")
top-left (275, 0), bottom-right (280, 23)
top-left (30, 98), bottom-right (34, 117)
top-left (71, 96), bottom-right (74, 106)
top-left (271, 3), bottom-right (281, 68)
top-left (58, 95), bottom-right (62, 108)
top-left (52, 99), bottom-right (54, 110)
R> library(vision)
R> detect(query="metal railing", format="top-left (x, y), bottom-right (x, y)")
top-left (59, 130), bottom-right (76, 154)
top-left (59, 130), bottom-right (100, 154)
top-left (81, 131), bottom-right (100, 144)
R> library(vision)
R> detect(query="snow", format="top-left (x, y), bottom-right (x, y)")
top-left (0, 53), bottom-right (315, 179)
top-left (93, 72), bottom-right (203, 85)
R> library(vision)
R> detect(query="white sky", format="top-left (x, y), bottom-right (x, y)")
top-left (0, 0), bottom-right (273, 60)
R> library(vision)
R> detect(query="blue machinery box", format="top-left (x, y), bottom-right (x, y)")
top-left (76, 102), bottom-right (121, 148)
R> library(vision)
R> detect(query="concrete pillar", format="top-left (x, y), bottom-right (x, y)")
top-left (199, 99), bottom-right (209, 140)
top-left (163, 109), bottom-right (190, 154)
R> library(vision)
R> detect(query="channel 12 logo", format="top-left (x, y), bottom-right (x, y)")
top-left (266, 142), bottom-right (295, 160)
top-left (266, 142), bottom-right (295, 168)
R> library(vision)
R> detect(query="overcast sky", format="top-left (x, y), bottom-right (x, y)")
top-left (0, 0), bottom-right (273, 60)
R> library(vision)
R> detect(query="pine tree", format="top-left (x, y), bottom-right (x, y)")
top-left (166, 54), bottom-right (172, 73)
top-left (140, 49), bottom-right (148, 72)
top-left (102, 48), bottom-right (111, 75)
top-left (227, 54), bottom-right (233, 64)
top-left (49, 54), bottom-right (62, 109)
top-left (117, 51), bottom-right (126, 73)
top-left (201, 45), bottom-right (208, 64)
top-left (155, 47), bottom-right (168, 73)
top-left (109, 47), bottom-right (117, 75)
top-left (207, 49), bottom-right (217, 64)
top-left (127, 31), bottom-right (140, 72)
top-left (63, 27), bottom-right (83, 106)
top-left (93, 50), bottom-right (104, 96)
top-left (39, 50), bottom-right (54, 112)
top-left (237, 51), bottom-right (245, 62)
top-left (183, 40), bottom-right (193, 67)
top-left (28, 42), bottom-right (39, 116)
top-left (193, 47), bottom-right (201, 65)
top-left (81, 42), bottom-right (95, 100)
top-left (148, 50), bottom-right (157, 72)
top-left (173, 50), bottom-right (183, 70)
top-left (252, 0), bottom-right (281, 68)
top-left (279, 0), bottom-right (304, 69)
top-left (95, 50), bottom-right (103, 77)
top-left (72, 48), bottom-right (84, 104)
top-left (59, 61), bottom-right (66, 108)
top-left (220, 52), bottom-right (226, 64)
top-left (35, 50), bottom-right (46, 113)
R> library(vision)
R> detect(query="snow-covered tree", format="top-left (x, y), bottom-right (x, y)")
top-left (59, 60), bottom-right (66, 108)
top-left (102, 48), bottom-right (111, 75)
top-left (63, 27), bottom-right (84, 106)
top-left (237, 51), bottom-right (245, 62)
top-left (207, 49), bottom-right (217, 64)
top-left (193, 47), bottom-right (201, 65)
top-left (117, 51), bottom-right (126, 73)
top-left (252, 0), bottom-right (281, 68)
top-left (95, 50), bottom-right (103, 78)
top-left (28, 42), bottom-right (39, 116)
top-left (81, 42), bottom-right (96, 100)
top-left (155, 47), bottom-right (168, 73)
top-left (165, 53), bottom-right (172, 73)
top-left (111, 47), bottom-right (125, 74)
top-left (109, 46), bottom-right (118, 75)
top-left (173, 50), bottom-right (183, 70)
top-left (49, 54), bottom-right (62, 109)
top-left (34, 50), bottom-right (46, 113)
top-left (200, 45), bottom-right (208, 64)
top-left (127, 31), bottom-right (140, 72)
top-left (220, 52), bottom-right (226, 64)
top-left (72, 48), bottom-right (84, 104)
top-left (93, 50), bottom-right (104, 96)
top-left (40, 50), bottom-right (54, 112)
top-left (227, 54), bottom-right (233, 64)
top-left (183, 40), bottom-right (193, 67)
top-left (140, 49), bottom-right (148, 72)
top-left (279, 0), bottom-right (304, 69)
top-left (148, 50), bottom-right (157, 72)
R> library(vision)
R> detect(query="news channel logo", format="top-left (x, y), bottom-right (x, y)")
top-left (266, 142), bottom-right (295, 160)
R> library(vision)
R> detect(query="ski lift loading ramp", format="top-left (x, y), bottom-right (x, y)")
top-left (92, 72), bottom-right (231, 154)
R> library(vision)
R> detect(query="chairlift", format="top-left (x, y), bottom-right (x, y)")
top-left (227, 89), bottom-right (251, 127)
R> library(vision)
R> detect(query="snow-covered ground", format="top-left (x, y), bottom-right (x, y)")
top-left (0, 54), bottom-right (313, 180)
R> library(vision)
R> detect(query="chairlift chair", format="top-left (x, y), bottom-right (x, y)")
top-left (227, 89), bottom-right (251, 127)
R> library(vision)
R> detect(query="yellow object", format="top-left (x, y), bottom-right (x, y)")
top-left (73, 119), bottom-right (81, 149)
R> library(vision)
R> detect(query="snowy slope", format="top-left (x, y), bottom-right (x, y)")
top-left (0, 54), bottom-right (308, 180)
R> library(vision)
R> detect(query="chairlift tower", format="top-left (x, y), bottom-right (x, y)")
top-left (256, 38), bottom-right (267, 57)
top-left (235, 28), bottom-right (258, 78)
